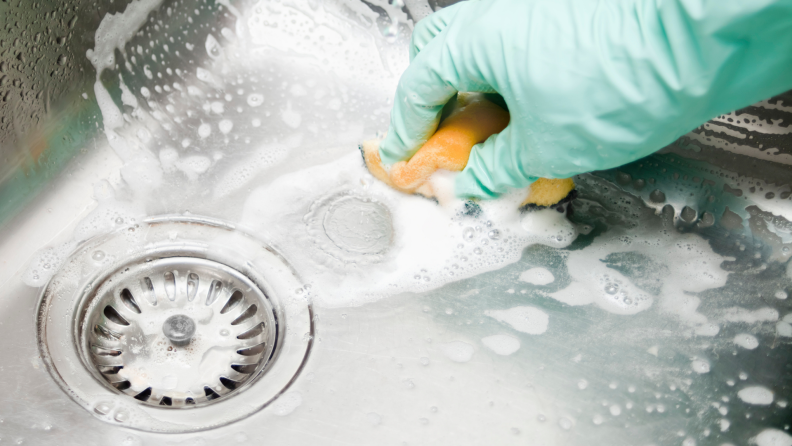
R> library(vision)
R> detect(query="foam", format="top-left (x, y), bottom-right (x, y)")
top-left (691, 359), bottom-right (710, 374)
top-left (737, 386), bottom-right (774, 405)
top-left (733, 333), bottom-right (759, 350)
top-left (239, 152), bottom-right (577, 307)
top-left (722, 307), bottom-right (779, 324)
top-left (484, 307), bottom-right (550, 335)
top-left (752, 429), bottom-right (792, 446)
top-left (441, 341), bottom-right (475, 363)
top-left (481, 335), bottom-right (521, 356)
top-left (549, 225), bottom-right (729, 328)
top-left (518, 267), bottom-right (555, 286)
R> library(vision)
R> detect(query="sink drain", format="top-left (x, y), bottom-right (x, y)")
top-left (37, 217), bottom-right (313, 433)
top-left (84, 257), bottom-right (277, 408)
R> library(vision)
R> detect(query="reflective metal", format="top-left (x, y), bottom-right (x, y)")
top-left (0, 0), bottom-right (790, 444)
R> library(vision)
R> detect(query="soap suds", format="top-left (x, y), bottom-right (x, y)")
top-left (752, 429), bottom-right (792, 446)
top-left (519, 267), bottom-right (555, 286)
top-left (239, 153), bottom-right (577, 307)
top-left (484, 307), bottom-right (549, 335)
top-left (548, 224), bottom-right (728, 329)
top-left (738, 386), bottom-right (774, 405)
top-left (722, 307), bottom-right (779, 324)
top-left (481, 335), bottom-right (521, 356)
top-left (733, 333), bottom-right (759, 350)
top-left (691, 359), bottom-right (710, 374)
top-left (441, 341), bottom-right (475, 363)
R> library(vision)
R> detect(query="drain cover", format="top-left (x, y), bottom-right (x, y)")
top-left (37, 217), bottom-right (313, 433)
top-left (85, 257), bottom-right (277, 407)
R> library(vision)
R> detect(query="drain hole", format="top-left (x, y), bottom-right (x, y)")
top-left (92, 345), bottom-right (122, 356)
top-left (220, 290), bottom-right (244, 314)
top-left (164, 272), bottom-right (176, 301)
top-left (231, 363), bottom-right (257, 374)
top-left (94, 324), bottom-right (122, 341)
top-left (204, 386), bottom-right (221, 400)
top-left (120, 289), bottom-right (141, 314)
top-left (237, 342), bottom-right (266, 356)
top-left (237, 322), bottom-right (265, 340)
top-left (220, 377), bottom-right (241, 390)
top-left (143, 277), bottom-right (157, 306)
top-left (103, 306), bottom-right (129, 326)
top-left (99, 365), bottom-right (123, 374)
top-left (187, 273), bottom-right (199, 301)
top-left (206, 280), bottom-right (223, 306)
top-left (185, 397), bottom-right (196, 405)
top-left (159, 396), bottom-right (173, 406)
top-left (231, 305), bottom-right (258, 326)
top-left (133, 387), bottom-right (152, 402)
top-left (114, 381), bottom-right (131, 391)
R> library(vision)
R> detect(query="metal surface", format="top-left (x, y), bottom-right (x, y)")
top-left (0, 0), bottom-right (790, 445)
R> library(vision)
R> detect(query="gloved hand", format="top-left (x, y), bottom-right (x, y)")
top-left (379, 0), bottom-right (792, 199)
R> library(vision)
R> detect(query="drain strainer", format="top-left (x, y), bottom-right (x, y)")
top-left (84, 257), bottom-right (277, 407)
top-left (36, 217), bottom-right (313, 433)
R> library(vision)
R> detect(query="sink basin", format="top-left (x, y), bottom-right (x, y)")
top-left (1, 0), bottom-right (791, 444)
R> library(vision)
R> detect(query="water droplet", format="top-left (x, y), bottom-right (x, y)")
top-left (473, 247), bottom-right (483, 255)
top-left (487, 229), bottom-right (501, 240)
top-left (604, 283), bottom-right (619, 295)
top-left (92, 250), bottom-right (105, 261)
top-left (114, 410), bottom-right (129, 422)
top-left (220, 329), bottom-right (229, 336)
top-left (247, 93), bottom-right (264, 107)
top-left (462, 227), bottom-right (475, 240)
top-left (94, 402), bottom-right (111, 415)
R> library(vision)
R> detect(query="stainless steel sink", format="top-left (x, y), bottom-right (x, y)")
top-left (1, 0), bottom-right (791, 444)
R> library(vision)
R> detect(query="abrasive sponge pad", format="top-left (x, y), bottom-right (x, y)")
top-left (361, 94), bottom-right (575, 208)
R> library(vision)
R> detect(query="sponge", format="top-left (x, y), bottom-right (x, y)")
top-left (361, 94), bottom-right (575, 208)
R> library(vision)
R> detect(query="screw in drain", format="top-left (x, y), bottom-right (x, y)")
top-left (162, 315), bottom-right (197, 346)
top-left (36, 217), bottom-right (313, 432)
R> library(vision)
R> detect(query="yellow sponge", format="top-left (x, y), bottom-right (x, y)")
top-left (362, 94), bottom-right (575, 208)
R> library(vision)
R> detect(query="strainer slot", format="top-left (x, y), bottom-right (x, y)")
top-left (206, 280), bottom-right (223, 306)
top-left (134, 388), bottom-right (152, 402)
top-left (219, 377), bottom-right (242, 390)
top-left (91, 345), bottom-right (121, 357)
top-left (164, 271), bottom-right (176, 301)
top-left (160, 396), bottom-right (173, 406)
top-left (94, 324), bottom-right (121, 341)
top-left (221, 290), bottom-right (244, 314)
top-left (231, 363), bottom-right (257, 374)
top-left (143, 277), bottom-right (157, 306)
top-left (204, 387), bottom-right (221, 400)
top-left (113, 381), bottom-right (131, 391)
top-left (237, 322), bottom-right (265, 340)
top-left (187, 273), bottom-right (199, 301)
top-left (237, 342), bottom-right (266, 356)
top-left (120, 289), bottom-right (141, 314)
top-left (98, 365), bottom-right (123, 374)
top-left (103, 306), bottom-right (129, 326)
top-left (231, 305), bottom-right (257, 325)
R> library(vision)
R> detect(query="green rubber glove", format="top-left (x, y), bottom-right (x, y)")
top-left (379, 0), bottom-right (792, 199)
